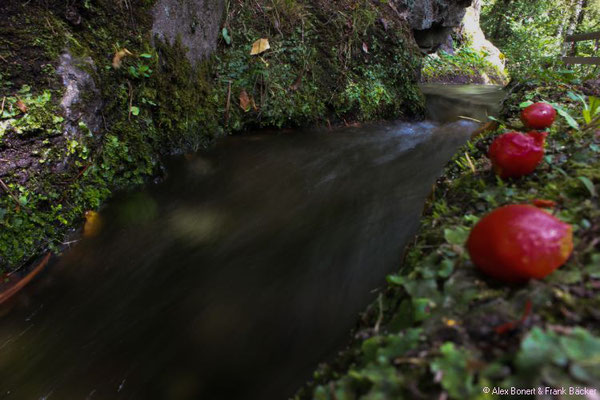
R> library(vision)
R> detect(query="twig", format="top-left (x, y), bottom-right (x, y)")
top-left (224, 81), bottom-right (232, 127)
top-left (0, 253), bottom-right (51, 306)
top-left (127, 80), bottom-right (133, 121)
top-left (465, 152), bottom-right (476, 173)
top-left (373, 293), bottom-right (384, 334)
top-left (458, 115), bottom-right (482, 123)
top-left (0, 96), bottom-right (5, 117)
top-left (0, 55), bottom-right (7, 63)
top-left (44, 16), bottom-right (57, 35)
top-left (0, 178), bottom-right (22, 208)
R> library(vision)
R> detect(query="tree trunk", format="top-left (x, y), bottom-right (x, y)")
top-left (556, 0), bottom-right (573, 38)
top-left (562, 0), bottom-right (586, 56)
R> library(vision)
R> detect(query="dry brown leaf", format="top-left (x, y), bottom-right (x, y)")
top-left (112, 48), bottom-right (133, 69)
top-left (239, 90), bottom-right (251, 112)
top-left (15, 98), bottom-right (27, 114)
top-left (290, 72), bottom-right (304, 91)
top-left (362, 42), bottom-right (369, 54)
top-left (250, 38), bottom-right (270, 56)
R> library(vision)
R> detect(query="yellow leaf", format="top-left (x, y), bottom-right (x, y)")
top-left (112, 48), bottom-right (133, 69)
top-left (250, 38), bottom-right (270, 56)
top-left (84, 211), bottom-right (102, 237)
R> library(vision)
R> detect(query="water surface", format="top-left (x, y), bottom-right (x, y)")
top-left (0, 85), bottom-right (501, 400)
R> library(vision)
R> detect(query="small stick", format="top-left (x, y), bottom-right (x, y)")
top-left (224, 81), bottom-right (232, 127)
top-left (465, 152), bottom-right (476, 173)
top-left (0, 96), bottom-right (5, 117)
top-left (127, 81), bottom-right (133, 121)
top-left (0, 55), bottom-right (7, 63)
top-left (44, 16), bottom-right (57, 35)
top-left (373, 293), bottom-right (384, 334)
top-left (0, 178), bottom-right (22, 208)
top-left (0, 253), bottom-right (51, 306)
top-left (458, 115), bottom-right (482, 123)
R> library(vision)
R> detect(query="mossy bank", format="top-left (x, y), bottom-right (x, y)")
top-left (295, 83), bottom-right (600, 399)
top-left (0, 0), bottom-right (425, 272)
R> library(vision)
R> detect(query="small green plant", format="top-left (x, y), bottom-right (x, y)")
top-left (568, 92), bottom-right (600, 131)
top-left (128, 53), bottom-right (153, 79)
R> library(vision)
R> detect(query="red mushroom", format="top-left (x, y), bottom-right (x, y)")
top-left (467, 205), bottom-right (573, 283)
top-left (488, 131), bottom-right (547, 179)
top-left (521, 102), bottom-right (556, 130)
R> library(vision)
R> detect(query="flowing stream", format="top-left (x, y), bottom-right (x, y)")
top-left (0, 84), bottom-right (504, 400)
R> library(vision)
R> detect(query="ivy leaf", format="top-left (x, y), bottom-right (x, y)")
top-left (519, 100), bottom-right (534, 108)
top-left (578, 176), bottom-right (597, 197)
top-left (545, 101), bottom-right (580, 130)
top-left (444, 226), bottom-right (470, 246)
top-left (431, 343), bottom-right (478, 399)
top-left (439, 258), bottom-right (455, 278)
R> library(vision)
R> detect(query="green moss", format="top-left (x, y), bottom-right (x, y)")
top-left (213, 0), bottom-right (424, 130)
top-left (422, 46), bottom-right (507, 85)
top-left (0, 0), bottom-right (424, 271)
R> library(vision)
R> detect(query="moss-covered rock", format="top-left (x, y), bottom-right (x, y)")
top-left (0, 0), bottom-right (426, 272)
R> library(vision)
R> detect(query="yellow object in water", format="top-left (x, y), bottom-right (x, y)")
top-left (84, 211), bottom-right (102, 237)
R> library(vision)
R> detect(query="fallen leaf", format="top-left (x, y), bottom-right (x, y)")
top-left (112, 48), bottom-right (133, 69)
top-left (532, 199), bottom-right (557, 208)
top-left (84, 210), bottom-right (102, 237)
top-left (15, 98), bottom-right (27, 114)
top-left (239, 90), bottom-right (251, 112)
top-left (362, 42), bottom-right (369, 54)
top-left (578, 176), bottom-right (597, 197)
top-left (250, 38), bottom-right (270, 56)
top-left (290, 72), bottom-right (304, 91)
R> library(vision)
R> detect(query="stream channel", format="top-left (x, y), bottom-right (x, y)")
top-left (0, 84), bottom-right (504, 400)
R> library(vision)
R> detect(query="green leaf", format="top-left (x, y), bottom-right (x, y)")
top-left (584, 254), bottom-right (600, 278)
top-left (578, 176), bottom-right (597, 197)
top-left (556, 107), bottom-right (580, 130)
top-left (516, 328), bottom-right (567, 370)
top-left (567, 91), bottom-right (585, 105)
top-left (444, 226), bottom-right (470, 246)
top-left (519, 100), bottom-right (534, 108)
top-left (560, 328), bottom-right (600, 363)
top-left (130, 106), bottom-right (140, 116)
top-left (583, 109), bottom-right (592, 124)
top-left (439, 258), bottom-right (454, 278)
top-left (139, 53), bottom-right (152, 58)
top-left (386, 274), bottom-right (405, 286)
top-left (431, 343), bottom-right (478, 399)
top-left (412, 298), bottom-right (434, 321)
top-left (222, 28), bottom-right (232, 45)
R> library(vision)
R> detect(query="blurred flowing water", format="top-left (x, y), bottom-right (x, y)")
top-left (0, 85), bottom-right (502, 400)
